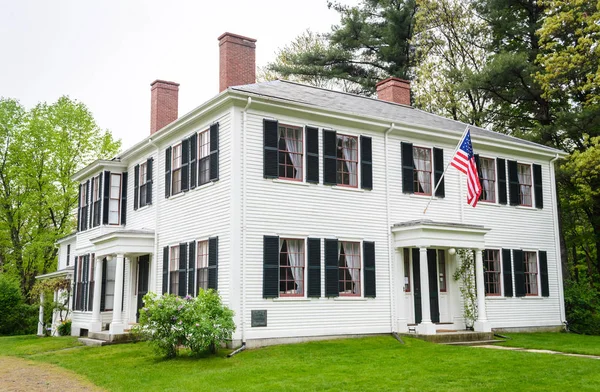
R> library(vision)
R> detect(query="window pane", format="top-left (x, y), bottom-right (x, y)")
top-left (336, 134), bottom-right (358, 187)
top-left (278, 125), bottom-right (303, 180)
top-left (413, 147), bottom-right (432, 195)
top-left (338, 241), bottom-right (360, 295)
top-left (279, 239), bottom-right (305, 296)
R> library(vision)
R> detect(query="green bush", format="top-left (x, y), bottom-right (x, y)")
top-left (57, 319), bottom-right (72, 336)
top-left (133, 290), bottom-right (235, 358)
top-left (564, 279), bottom-right (600, 335)
top-left (0, 274), bottom-right (37, 335)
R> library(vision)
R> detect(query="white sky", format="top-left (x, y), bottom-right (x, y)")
top-left (0, 0), bottom-right (354, 149)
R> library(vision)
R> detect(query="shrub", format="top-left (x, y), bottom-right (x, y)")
top-left (564, 279), bottom-right (600, 335)
top-left (0, 274), bottom-right (37, 335)
top-left (57, 319), bottom-right (72, 336)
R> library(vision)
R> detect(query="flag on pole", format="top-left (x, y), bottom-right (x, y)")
top-left (450, 129), bottom-right (482, 207)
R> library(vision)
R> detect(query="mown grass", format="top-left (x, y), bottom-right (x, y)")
top-left (500, 332), bottom-right (600, 356)
top-left (1, 334), bottom-right (599, 391)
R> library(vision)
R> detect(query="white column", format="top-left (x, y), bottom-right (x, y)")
top-left (474, 249), bottom-right (492, 332)
top-left (90, 256), bottom-right (104, 332)
top-left (418, 247), bottom-right (436, 334)
top-left (110, 253), bottom-right (125, 334)
top-left (37, 291), bottom-right (45, 336)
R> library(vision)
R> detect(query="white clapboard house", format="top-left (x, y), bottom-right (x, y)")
top-left (43, 33), bottom-right (567, 345)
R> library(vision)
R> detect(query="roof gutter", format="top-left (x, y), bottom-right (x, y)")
top-left (384, 123), bottom-right (396, 333)
top-left (240, 97), bottom-right (252, 345)
top-left (148, 137), bottom-right (161, 295)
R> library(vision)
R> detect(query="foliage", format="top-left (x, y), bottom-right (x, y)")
top-left (0, 97), bottom-right (120, 300)
top-left (267, 0), bottom-right (418, 95)
top-left (564, 278), bottom-right (600, 335)
top-left (31, 276), bottom-right (72, 328)
top-left (4, 335), bottom-right (600, 391)
top-left (453, 249), bottom-right (477, 328)
top-left (133, 291), bottom-right (235, 358)
top-left (0, 274), bottom-right (37, 335)
top-left (57, 319), bottom-right (72, 336)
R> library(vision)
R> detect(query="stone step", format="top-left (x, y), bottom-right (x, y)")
top-left (78, 338), bottom-right (106, 347)
top-left (443, 339), bottom-right (506, 346)
top-left (88, 331), bottom-right (134, 343)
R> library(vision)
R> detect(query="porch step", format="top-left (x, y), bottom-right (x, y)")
top-left (88, 331), bottom-right (134, 344)
top-left (78, 338), bottom-right (106, 347)
top-left (400, 331), bottom-right (495, 344)
top-left (443, 339), bottom-right (506, 346)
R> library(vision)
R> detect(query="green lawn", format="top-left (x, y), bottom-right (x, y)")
top-left (1, 334), bottom-right (599, 391)
top-left (500, 332), bottom-right (600, 356)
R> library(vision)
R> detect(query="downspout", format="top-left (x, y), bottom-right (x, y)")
top-left (384, 123), bottom-right (395, 332)
top-left (148, 138), bottom-right (160, 294)
top-left (241, 97), bottom-right (252, 344)
top-left (549, 153), bottom-right (566, 325)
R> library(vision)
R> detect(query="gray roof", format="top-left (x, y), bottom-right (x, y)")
top-left (231, 80), bottom-right (562, 154)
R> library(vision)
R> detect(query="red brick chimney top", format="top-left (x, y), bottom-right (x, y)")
top-left (150, 80), bottom-right (179, 135)
top-left (218, 32), bottom-right (257, 92)
top-left (376, 77), bottom-right (411, 106)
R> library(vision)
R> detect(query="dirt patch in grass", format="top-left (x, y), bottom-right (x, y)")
top-left (0, 356), bottom-right (102, 392)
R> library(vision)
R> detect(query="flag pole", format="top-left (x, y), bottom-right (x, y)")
top-left (423, 125), bottom-right (471, 214)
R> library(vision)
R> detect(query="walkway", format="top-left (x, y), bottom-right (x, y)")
top-left (475, 344), bottom-right (600, 360)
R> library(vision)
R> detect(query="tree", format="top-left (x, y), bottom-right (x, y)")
top-left (268, 0), bottom-right (418, 95)
top-left (0, 97), bottom-right (120, 299)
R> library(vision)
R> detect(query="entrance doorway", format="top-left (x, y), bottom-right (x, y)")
top-left (136, 255), bottom-right (150, 322)
top-left (412, 248), bottom-right (440, 323)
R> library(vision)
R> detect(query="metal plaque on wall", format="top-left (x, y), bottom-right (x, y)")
top-left (251, 310), bottom-right (267, 327)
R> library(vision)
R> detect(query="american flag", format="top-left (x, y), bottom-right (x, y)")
top-left (451, 129), bottom-right (482, 207)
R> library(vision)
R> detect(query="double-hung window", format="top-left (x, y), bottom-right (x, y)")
top-left (479, 157), bottom-right (496, 202)
top-left (278, 125), bottom-right (303, 180)
top-left (524, 251), bottom-right (538, 295)
top-left (169, 246), bottom-right (180, 295)
top-left (108, 174), bottom-right (121, 225)
top-left (80, 184), bottom-right (88, 230)
top-left (484, 249), bottom-right (501, 295)
top-left (198, 130), bottom-right (210, 185)
top-left (196, 240), bottom-right (209, 293)
top-left (336, 134), bottom-right (358, 187)
top-left (104, 257), bottom-right (116, 311)
top-left (339, 241), bottom-right (361, 296)
top-left (413, 146), bottom-right (432, 195)
top-left (517, 163), bottom-right (532, 206)
top-left (139, 161), bottom-right (148, 207)
top-left (171, 143), bottom-right (182, 195)
top-left (92, 175), bottom-right (101, 226)
top-left (279, 239), bottom-right (305, 296)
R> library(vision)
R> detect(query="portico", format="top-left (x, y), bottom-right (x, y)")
top-left (392, 219), bottom-right (491, 335)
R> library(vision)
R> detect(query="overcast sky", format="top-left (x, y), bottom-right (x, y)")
top-left (0, 0), bottom-right (355, 149)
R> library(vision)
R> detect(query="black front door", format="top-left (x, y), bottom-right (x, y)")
top-left (136, 255), bottom-right (150, 322)
top-left (412, 248), bottom-right (422, 324)
top-left (427, 249), bottom-right (440, 323)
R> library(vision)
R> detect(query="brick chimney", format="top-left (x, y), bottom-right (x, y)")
top-left (150, 80), bottom-right (179, 135)
top-left (376, 77), bottom-right (411, 106)
top-left (218, 32), bottom-right (257, 92)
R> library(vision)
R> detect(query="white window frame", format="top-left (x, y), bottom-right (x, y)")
top-left (337, 238), bottom-right (362, 297)
top-left (478, 156), bottom-right (497, 204)
top-left (483, 248), bottom-right (502, 297)
top-left (108, 173), bottom-right (121, 225)
top-left (198, 129), bottom-right (211, 186)
top-left (139, 161), bottom-right (148, 208)
top-left (524, 250), bottom-right (540, 297)
top-left (171, 143), bottom-right (183, 195)
top-left (196, 239), bottom-right (209, 296)
top-left (169, 245), bottom-right (180, 295)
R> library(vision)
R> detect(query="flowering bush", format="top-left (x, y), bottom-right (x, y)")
top-left (133, 290), bottom-right (235, 358)
top-left (57, 319), bottom-right (71, 336)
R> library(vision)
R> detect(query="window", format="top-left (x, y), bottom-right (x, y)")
top-left (403, 248), bottom-right (410, 292)
top-left (139, 161), bottom-right (148, 207)
top-left (279, 239), bottom-right (305, 296)
top-left (198, 130), bottom-right (210, 185)
top-left (104, 257), bottom-right (116, 311)
top-left (413, 146), bottom-right (432, 195)
top-left (92, 175), bottom-right (101, 226)
top-left (484, 250), bottom-right (501, 296)
top-left (336, 134), bottom-right (358, 187)
top-left (169, 246), bottom-right (180, 295)
top-left (524, 251), bottom-right (538, 295)
top-left (80, 183), bottom-right (88, 230)
top-left (339, 241), bottom-right (360, 296)
top-left (108, 174), bottom-right (121, 225)
top-left (278, 125), bottom-right (303, 180)
top-left (479, 157), bottom-right (496, 202)
top-left (518, 163), bottom-right (532, 206)
top-left (92, 176), bottom-right (100, 203)
top-left (196, 240), bottom-right (209, 293)
top-left (66, 244), bottom-right (70, 267)
top-left (438, 250), bottom-right (446, 292)
top-left (171, 143), bottom-right (182, 195)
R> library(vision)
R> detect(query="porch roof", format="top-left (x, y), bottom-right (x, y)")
top-left (35, 266), bottom-right (73, 280)
top-left (90, 229), bottom-right (155, 258)
top-left (391, 219), bottom-right (489, 249)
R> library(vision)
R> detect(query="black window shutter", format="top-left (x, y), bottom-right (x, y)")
top-left (305, 126), bottom-right (319, 184)
top-left (134, 164), bottom-right (139, 210)
top-left (323, 130), bottom-right (337, 185)
top-left (121, 172), bottom-right (128, 225)
top-left (433, 147), bottom-right (444, 197)
top-left (146, 158), bottom-right (153, 205)
top-left (102, 171), bottom-right (110, 224)
top-left (100, 257), bottom-right (107, 311)
top-left (165, 147), bottom-right (172, 198)
top-left (89, 179), bottom-right (94, 227)
top-left (513, 249), bottom-right (525, 297)
top-left (497, 158), bottom-right (507, 205)
top-left (84, 180), bottom-right (90, 230)
top-left (263, 236), bottom-right (279, 298)
top-left (72, 256), bottom-right (78, 309)
top-left (181, 138), bottom-right (189, 192)
top-left (208, 237), bottom-right (218, 290)
top-left (401, 142), bottom-right (414, 193)
top-left (77, 184), bottom-right (82, 231)
top-left (502, 249), bottom-right (513, 297)
top-left (95, 173), bottom-right (102, 227)
top-left (189, 133), bottom-right (197, 189)
top-left (539, 250), bottom-right (549, 297)
top-left (162, 246), bottom-right (169, 295)
top-left (363, 241), bottom-right (376, 298)
top-left (307, 238), bottom-right (321, 298)
top-left (188, 241), bottom-right (196, 295)
top-left (263, 119), bottom-right (279, 179)
top-left (209, 123), bottom-right (220, 181)
top-left (508, 160), bottom-right (519, 206)
top-left (178, 243), bottom-right (188, 297)
top-left (325, 239), bottom-right (339, 297)
top-left (82, 255), bottom-right (89, 311)
top-left (533, 164), bottom-right (543, 209)
top-left (361, 136), bottom-right (373, 190)
top-left (474, 154), bottom-right (482, 196)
